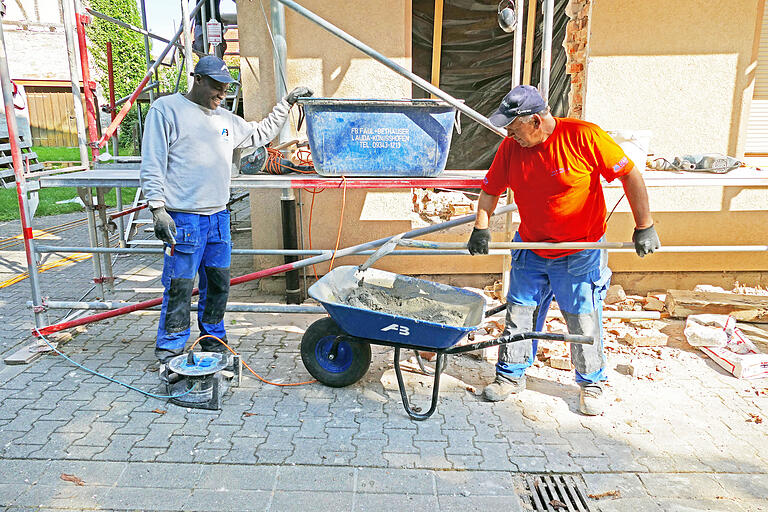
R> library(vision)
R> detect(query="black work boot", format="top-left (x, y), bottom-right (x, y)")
top-left (482, 375), bottom-right (526, 402)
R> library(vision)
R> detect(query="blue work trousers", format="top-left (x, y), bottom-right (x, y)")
top-left (497, 233), bottom-right (611, 385)
top-left (156, 210), bottom-right (231, 362)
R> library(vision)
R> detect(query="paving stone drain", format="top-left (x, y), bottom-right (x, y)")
top-left (524, 474), bottom-right (592, 512)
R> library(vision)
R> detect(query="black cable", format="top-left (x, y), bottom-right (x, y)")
top-left (605, 193), bottom-right (625, 224)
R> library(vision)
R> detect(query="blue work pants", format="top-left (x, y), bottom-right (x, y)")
top-left (155, 210), bottom-right (231, 362)
top-left (497, 233), bottom-right (611, 385)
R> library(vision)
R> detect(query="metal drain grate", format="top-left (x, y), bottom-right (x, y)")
top-left (525, 474), bottom-right (592, 512)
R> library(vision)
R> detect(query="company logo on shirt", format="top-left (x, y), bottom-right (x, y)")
top-left (221, 128), bottom-right (229, 137)
top-left (550, 167), bottom-right (568, 177)
top-left (613, 156), bottom-right (628, 173)
top-left (482, 177), bottom-right (489, 185)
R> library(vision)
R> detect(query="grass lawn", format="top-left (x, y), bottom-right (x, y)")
top-left (31, 146), bottom-right (82, 163)
top-left (0, 147), bottom-right (137, 221)
top-left (0, 187), bottom-right (139, 221)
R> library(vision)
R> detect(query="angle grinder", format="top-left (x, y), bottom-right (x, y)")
top-left (165, 350), bottom-right (241, 410)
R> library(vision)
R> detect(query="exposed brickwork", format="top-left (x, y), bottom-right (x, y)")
top-left (564, 0), bottom-right (591, 119)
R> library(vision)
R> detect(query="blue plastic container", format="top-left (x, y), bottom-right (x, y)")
top-left (298, 98), bottom-right (457, 177)
top-left (308, 266), bottom-right (486, 350)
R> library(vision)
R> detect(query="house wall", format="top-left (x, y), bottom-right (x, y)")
top-left (582, 1), bottom-right (768, 279)
top-left (3, 0), bottom-right (71, 81)
top-left (584, 0), bottom-right (763, 158)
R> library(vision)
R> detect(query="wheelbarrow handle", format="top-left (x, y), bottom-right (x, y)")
top-left (497, 332), bottom-right (594, 345)
top-left (443, 331), bottom-right (594, 355)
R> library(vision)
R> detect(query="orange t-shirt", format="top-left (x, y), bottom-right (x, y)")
top-left (481, 118), bottom-right (633, 258)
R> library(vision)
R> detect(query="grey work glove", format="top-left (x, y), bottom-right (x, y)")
top-left (467, 227), bottom-right (491, 255)
top-left (285, 86), bottom-right (313, 105)
top-left (151, 207), bottom-right (177, 246)
top-left (632, 224), bottom-right (660, 257)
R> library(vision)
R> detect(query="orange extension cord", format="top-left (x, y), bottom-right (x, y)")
top-left (189, 334), bottom-right (316, 387)
top-left (304, 176), bottom-right (347, 280)
top-left (261, 144), bottom-right (316, 175)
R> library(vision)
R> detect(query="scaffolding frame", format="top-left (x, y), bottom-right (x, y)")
top-left (3, 0), bottom-right (768, 348)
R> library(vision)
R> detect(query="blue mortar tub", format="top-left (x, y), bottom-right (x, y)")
top-left (298, 98), bottom-right (457, 177)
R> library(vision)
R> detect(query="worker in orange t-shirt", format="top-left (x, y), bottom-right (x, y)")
top-left (467, 85), bottom-right (660, 415)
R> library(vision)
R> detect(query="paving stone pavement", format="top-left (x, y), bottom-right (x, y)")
top-left (1, 210), bottom-right (767, 511)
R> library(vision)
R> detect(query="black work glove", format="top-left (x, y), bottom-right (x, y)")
top-left (632, 224), bottom-right (660, 257)
top-left (151, 207), bottom-right (177, 246)
top-left (285, 86), bottom-right (313, 105)
top-left (467, 227), bottom-right (491, 255)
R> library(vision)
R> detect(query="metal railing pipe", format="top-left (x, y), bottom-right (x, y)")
top-left (540, 0), bottom-right (554, 100)
top-left (32, 301), bottom-right (659, 320)
top-left (61, 0), bottom-right (89, 166)
top-left (85, 7), bottom-right (184, 52)
top-left (0, 18), bottom-right (48, 328)
top-left (31, 301), bottom-right (326, 315)
top-left (74, 3), bottom-right (99, 159)
top-left (397, 240), bottom-right (768, 252)
top-left (180, 0), bottom-right (194, 92)
top-left (108, 82), bottom-right (159, 110)
top-left (275, 0), bottom-right (507, 138)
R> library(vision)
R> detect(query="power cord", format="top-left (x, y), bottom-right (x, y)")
top-left (32, 329), bottom-right (195, 400)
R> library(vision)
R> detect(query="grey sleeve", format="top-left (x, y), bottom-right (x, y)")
top-left (139, 107), bottom-right (171, 208)
top-left (234, 100), bottom-right (291, 149)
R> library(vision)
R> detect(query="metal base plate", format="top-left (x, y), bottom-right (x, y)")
top-left (167, 373), bottom-right (228, 410)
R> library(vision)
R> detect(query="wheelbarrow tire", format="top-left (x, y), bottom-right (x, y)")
top-left (301, 317), bottom-right (371, 388)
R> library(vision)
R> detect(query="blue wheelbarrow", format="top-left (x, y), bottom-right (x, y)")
top-left (301, 265), bottom-right (594, 420)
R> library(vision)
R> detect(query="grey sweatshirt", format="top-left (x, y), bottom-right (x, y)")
top-left (140, 93), bottom-right (290, 214)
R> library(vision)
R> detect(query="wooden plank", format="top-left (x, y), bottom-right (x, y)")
top-left (523, 0), bottom-right (537, 85)
top-left (429, 0), bottom-right (444, 98)
top-left (666, 289), bottom-right (768, 323)
top-left (43, 92), bottom-right (56, 147)
top-left (54, 91), bottom-right (69, 147)
top-left (3, 342), bottom-right (48, 365)
top-left (27, 93), bottom-right (42, 145)
top-left (50, 90), bottom-right (63, 147)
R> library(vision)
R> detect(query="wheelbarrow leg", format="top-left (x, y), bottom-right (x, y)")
top-left (412, 350), bottom-right (434, 375)
top-left (393, 347), bottom-right (446, 421)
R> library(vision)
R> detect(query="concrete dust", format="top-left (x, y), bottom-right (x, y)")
top-left (341, 284), bottom-right (471, 327)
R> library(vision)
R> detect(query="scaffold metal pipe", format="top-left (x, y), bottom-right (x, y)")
top-left (74, 6), bottom-right (99, 159)
top-left (94, 0), bottom-right (207, 148)
top-left (85, 6), bottom-right (185, 51)
top-left (398, 240), bottom-right (768, 252)
top-left (33, 205), bottom-right (517, 336)
top-left (109, 82), bottom-right (159, 109)
top-left (34, 243), bottom-right (768, 257)
top-left (61, 0), bottom-right (89, 166)
top-left (31, 301), bottom-right (326, 315)
top-left (0, 19), bottom-right (47, 328)
top-left (31, 301), bottom-right (660, 320)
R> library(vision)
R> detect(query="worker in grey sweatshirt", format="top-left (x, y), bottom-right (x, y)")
top-left (140, 55), bottom-right (312, 381)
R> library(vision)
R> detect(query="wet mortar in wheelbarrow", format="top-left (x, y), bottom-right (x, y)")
top-left (301, 265), bottom-right (594, 420)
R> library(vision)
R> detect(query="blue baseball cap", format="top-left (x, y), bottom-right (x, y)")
top-left (488, 85), bottom-right (547, 127)
top-left (193, 55), bottom-right (238, 84)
